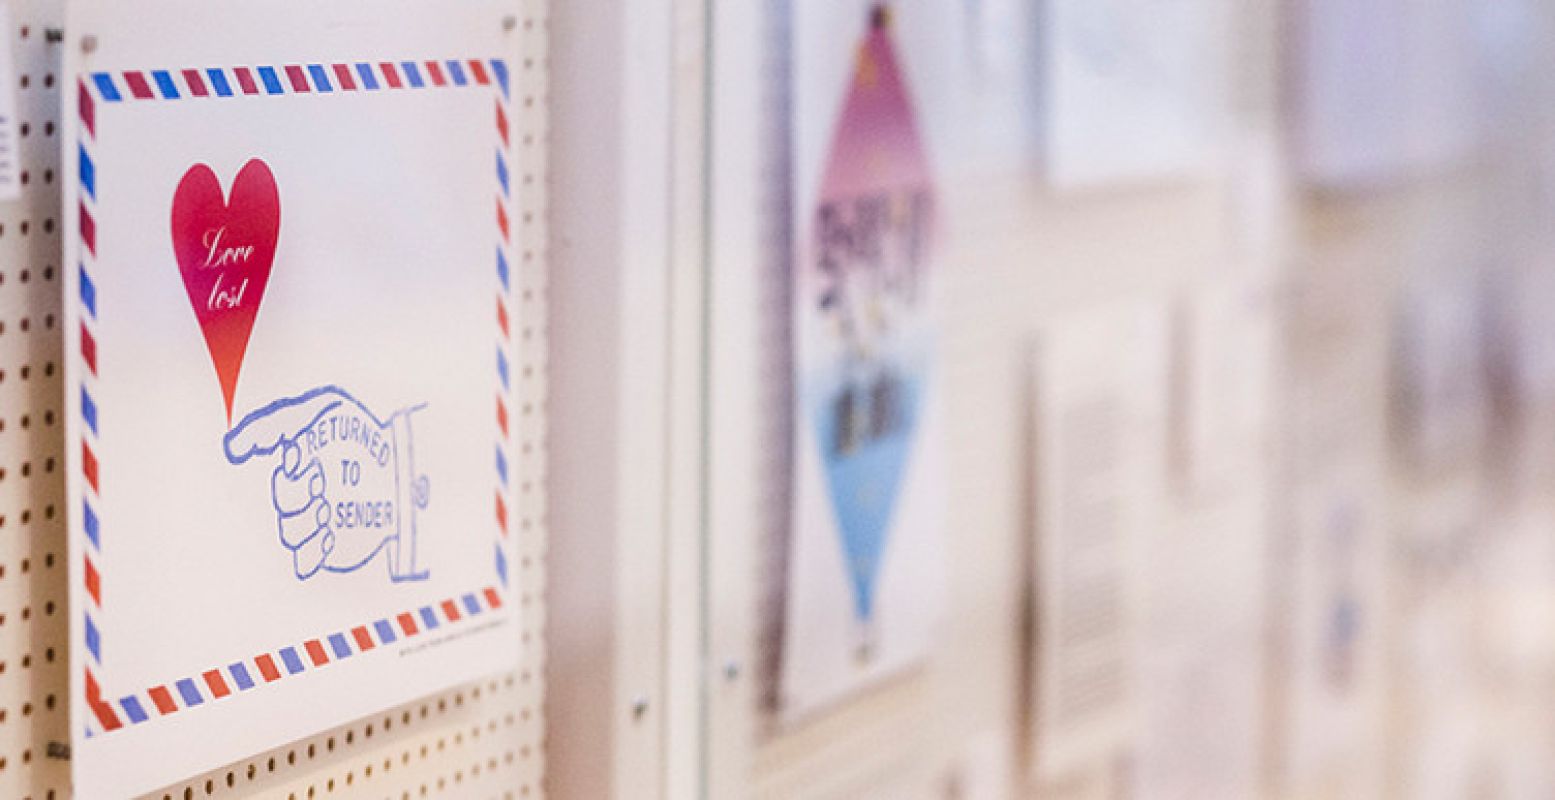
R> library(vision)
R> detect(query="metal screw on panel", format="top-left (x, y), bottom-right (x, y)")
top-left (80, 34), bottom-right (97, 54)
top-left (502, 14), bottom-right (518, 32)
top-left (630, 696), bottom-right (649, 719)
top-left (44, 28), bottom-right (63, 44)
top-left (722, 660), bottom-right (741, 682)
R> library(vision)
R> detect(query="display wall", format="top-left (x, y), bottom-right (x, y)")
top-left (0, 0), bottom-right (549, 797)
top-left (0, 0), bottom-right (1551, 797)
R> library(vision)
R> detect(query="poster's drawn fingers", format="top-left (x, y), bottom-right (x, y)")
top-left (281, 438), bottom-right (302, 476)
top-left (223, 386), bottom-right (352, 465)
top-left (271, 457), bottom-right (325, 516)
top-left (291, 525), bottom-right (335, 580)
top-left (278, 501), bottom-right (331, 551)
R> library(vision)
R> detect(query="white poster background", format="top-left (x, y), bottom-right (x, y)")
top-left (956, 0), bottom-right (1039, 176)
top-left (779, 0), bottom-right (950, 723)
top-left (1028, 300), bottom-right (1168, 776)
top-left (1042, 0), bottom-right (1231, 187)
top-left (64, 2), bottom-right (520, 795)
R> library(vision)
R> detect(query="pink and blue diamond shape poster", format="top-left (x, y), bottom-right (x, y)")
top-left (779, 0), bottom-right (947, 722)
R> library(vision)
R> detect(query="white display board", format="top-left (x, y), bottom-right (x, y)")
top-left (1028, 300), bottom-right (1168, 776)
top-left (778, 0), bottom-right (947, 723)
top-left (63, 2), bottom-right (522, 795)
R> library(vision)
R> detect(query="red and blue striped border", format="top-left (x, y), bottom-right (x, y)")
top-left (88, 59), bottom-right (509, 100)
top-left (76, 56), bottom-right (515, 736)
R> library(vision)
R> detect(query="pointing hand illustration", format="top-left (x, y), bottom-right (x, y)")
top-left (224, 386), bottom-right (430, 582)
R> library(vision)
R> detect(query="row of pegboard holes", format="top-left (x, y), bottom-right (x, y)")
top-left (150, 677), bottom-right (530, 799)
top-left (2, 2), bottom-right (69, 799)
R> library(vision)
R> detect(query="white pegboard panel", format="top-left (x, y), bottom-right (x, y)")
top-left (0, 0), bottom-right (549, 797)
top-left (1, 0), bottom-right (71, 797)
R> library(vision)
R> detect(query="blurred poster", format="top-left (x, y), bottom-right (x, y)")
top-left (1285, 474), bottom-right (1388, 796)
top-left (63, 1), bottom-right (522, 795)
top-left (1394, 562), bottom-right (1492, 800)
top-left (1481, 267), bottom-right (1555, 495)
top-left (1281, 275), bottom-right (1390, 798)
top-left (1171, 279), bottom-right (1276, 497)
top-left (1028, 301), bottom-right (1168, 777)
top-left (1042, 0), bottom-right (1230, 186)
top-left (779, 0), bottom-right (946, 722)
top-left (1134, 489), bottom-right (1267, 800)
top-left (1390, 275), bottom-right (1488, 481)
top-left (1292, 0), bottom-right (1508, 186)
top-left (955, 0), bottom-right (1039, 174)
top-left (1132, 279), bottom-right (1275, 798)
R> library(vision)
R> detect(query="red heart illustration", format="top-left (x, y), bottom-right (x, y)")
top-left (170, 159), bottom-right (280, 424)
